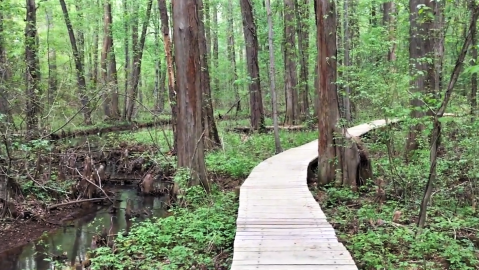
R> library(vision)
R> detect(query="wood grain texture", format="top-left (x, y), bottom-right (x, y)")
top-left (232, 120), bottom-right (399, 269)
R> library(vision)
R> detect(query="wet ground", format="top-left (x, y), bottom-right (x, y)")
top-left (0, 187), bottom-right (168, 270)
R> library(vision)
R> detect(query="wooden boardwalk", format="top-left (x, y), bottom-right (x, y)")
top-left (231, 119), bottom-right (398, 270)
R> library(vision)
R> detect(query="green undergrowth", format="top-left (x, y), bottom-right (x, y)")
top-left (92, 172), bottom-right (238, 270)
top-left (91, 125), bottom-right (317, 269)
top-left (311, 117), bottom-right (479, 270)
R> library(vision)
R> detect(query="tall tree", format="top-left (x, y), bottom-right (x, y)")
top-left (227, 0), bottom-right (241, 112)
top-left (383, 1), bottom-right (396, 61)
top-left (126, 0), bottom-right (154, 121)
top-left (472, 3), bottom-right (478, 119)
top-left (172, 0), bottom-right (209, 189)
top-left (158, 0), bottom-right (177, 152)
top-left (284, 0), bottom-right (299, 125)
top-left (212, 2), bottom-right (220, 96)
top-left (405, 0), bottom-right (441, 159)
top-left (198, 0), bottom-right (222, 150)
top-left (266, 0), bottom-right (282, 154)
top-left (123, 0), bottom-right (130, 117)
top-left (0, 0), bottom-right (10, 121)
top-left (59, 0), bottom-right (92, 125)
top-left (101, 0), bottom-right (120, 119)
top-left (317, 0), bottom-right (340, 185)
top-left (240, 0), bottom-right (265, 131)
top-left (342, 0), bottom-right (352, 121)
top-left (296, 0), bottom-right (310, 120)
top-left (25, 0), bottom-right (40, 137)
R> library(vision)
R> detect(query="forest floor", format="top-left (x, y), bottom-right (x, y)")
top-left (309, 118), bottom-right (479, 270)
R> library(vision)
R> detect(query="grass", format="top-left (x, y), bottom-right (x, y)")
top-left (91, 120), bottom-right (317, 269)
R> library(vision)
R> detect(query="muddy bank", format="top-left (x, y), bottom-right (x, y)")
top-left (0, 187), bottom-right (169, 270)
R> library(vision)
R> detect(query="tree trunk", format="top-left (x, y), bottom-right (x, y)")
top-left (172, 0), bottom-right (209, 190)
top-left (296, 0), bottom-right (310, 120)
top-left (283, 0), bottom-right (299, 125)
top-left (405, 0), bottom-right (440, 159)
top-left (123, 0), bottom-right (129, 118)
top-left (158, 0), bottom-right (177, 152)
top-left (317, 0), bottom-right (369, 188)
top-left (92, 0), bottom-right (100, 90)
top-left (46, 8), bottom-right (57, 107)
top-left (101, 0), bottom-right (120, 119)
top-left (198, 0), bottom-right (222, 150)
top-left (240, 0), bottom-right (265, 131)
top-left (342, 0), bottom-right (352, 122)
top-left (383, 2), bottom-right (396, 61)
top-left (25, 0), bottom-right (40, 138)
top-left (59, 0), bottom-right (92, 125)
top-left (227, 0), bottom-right (241, 112)
top-left (0, 0), bottom-right (8, 122)
top-left (472, 7), bottom-right (478, 120)
top-left (266, 0), bottom-right (283, 154)
top-left (126, 0), bottom-right (153, 121)
top-left (212, 3), bottom-right (220, 99)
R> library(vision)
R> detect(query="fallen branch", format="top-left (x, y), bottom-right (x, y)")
top-left (47, 197), bottom-right (109, 210)
top-left (226, 125), bottom-right (309, 133)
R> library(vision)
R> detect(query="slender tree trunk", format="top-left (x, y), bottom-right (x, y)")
top-left (123, 0), bottom-right (129, 117)
top-left (153, 8), bottom-right (163, 112)
top-left (198, 0), bottom-right (221, 150)
top-left (212, 4), bottom-right (220, 99)
top-left (101, 0), bottom-right (120, 119)
top-left (92, 0), bottom-right (100, 90)
top-left (204, 0), bottom-right (211, 61)
top-left (227, 0), bottom-right (241, 112)
top-left (25, 0), bottom-right (40, 138)
top-left (342, 0), bottom-right (351, 122)
top-left (283, 0), bottom-right (299, 125)
top-left (0, 0), bottom-right (8, 122)
top-left (240, 0), bottom-right (265, 131)
top-left (405, 0), bottom-right (440, 159)
top-left (383, 2), bottom-right (396, 61)
top-left (45, 8), bottom-right (57, 107)
top-left (126, 0), bottom-right (153, 121)
top-left (158, 0), bottom-right (177, 152)
top-left (172, 0), bottom-right (209, 190)
top-left (59, 0), bottom-right (92, 125)
top-left (472, 12), bottom-right (478, 119)
top-left (266, 0), bottom-right (282, 154)
top-left (74, 1), bottom-right (85, 83)
top-left (296, 0), bottom-right (310, 120)
top-left (313, 0), bottom-right (320, 118)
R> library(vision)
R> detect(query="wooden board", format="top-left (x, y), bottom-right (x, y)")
top-left (231, 120), bottom-right (399, 269)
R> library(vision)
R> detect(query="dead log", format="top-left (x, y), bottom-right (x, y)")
top-left (47, 197), bottom-right (109, 210)
top-left (227, 125), bottom-right (310, 133)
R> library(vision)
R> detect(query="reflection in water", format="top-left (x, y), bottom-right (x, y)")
top-left (0, 187), bottom-right (168, 270)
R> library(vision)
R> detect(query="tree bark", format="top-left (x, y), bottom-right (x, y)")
top-left (198, 0), bottom-right (222, 150)
top-left (158, 0), bottom-right (178, 152)
top-left (227, 0), bottom-right (241, 112)
top-left (0, 0), bottom-right (8, 121)
top-left (123, 0), bottom-right (129, 118)
top-left (342, 0), bottom-right (351, 122)
top-left (472, 7), bottom-right (478, 120)
top-left (240, 0), bottom-right (265, 131)
top-left (25, 0), bottom-right (40, 138)
top-left (317, 0), bottom-right (340, 185)
top-left (172, 0), bottom-right (209, 190)
top-left (59, 0), bottom-right (92, 125)
top-left (405, 0), bottom-right (441, 159)
top-left (383, 2), bottom-right (396, 61)
top-left (266, 0), bottom-right (283, 154)
top-left (46, 8), bottom-right (57, 107)
top-left (101, 0), bottom-right (120, 119)
top-left (284, 0), bottom-right (299, 125)
top-left (212, 3), bottom-right (220, 99)
top-left (296, 0), bottom-right (310, 120)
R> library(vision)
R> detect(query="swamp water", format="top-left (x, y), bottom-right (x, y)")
top-left (0, 187), bottom-right (168, 270)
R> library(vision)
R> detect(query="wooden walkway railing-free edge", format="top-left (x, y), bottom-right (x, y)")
top-left (231, 119), bottom-right (404, 270)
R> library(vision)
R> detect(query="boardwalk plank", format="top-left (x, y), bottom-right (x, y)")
top-left (231, 120), bottom-right (397, 269)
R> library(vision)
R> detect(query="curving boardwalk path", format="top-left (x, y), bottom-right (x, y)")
top-left (231, 119), bottom-right (399, 270)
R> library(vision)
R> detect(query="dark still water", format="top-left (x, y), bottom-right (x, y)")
top-left (0, 187), bottom-right (168, 270)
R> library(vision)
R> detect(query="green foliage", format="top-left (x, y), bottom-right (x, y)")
top-left (206, 128), bottom-right (317, 178)
top-left (91, 184), bottom-right (238, 270)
